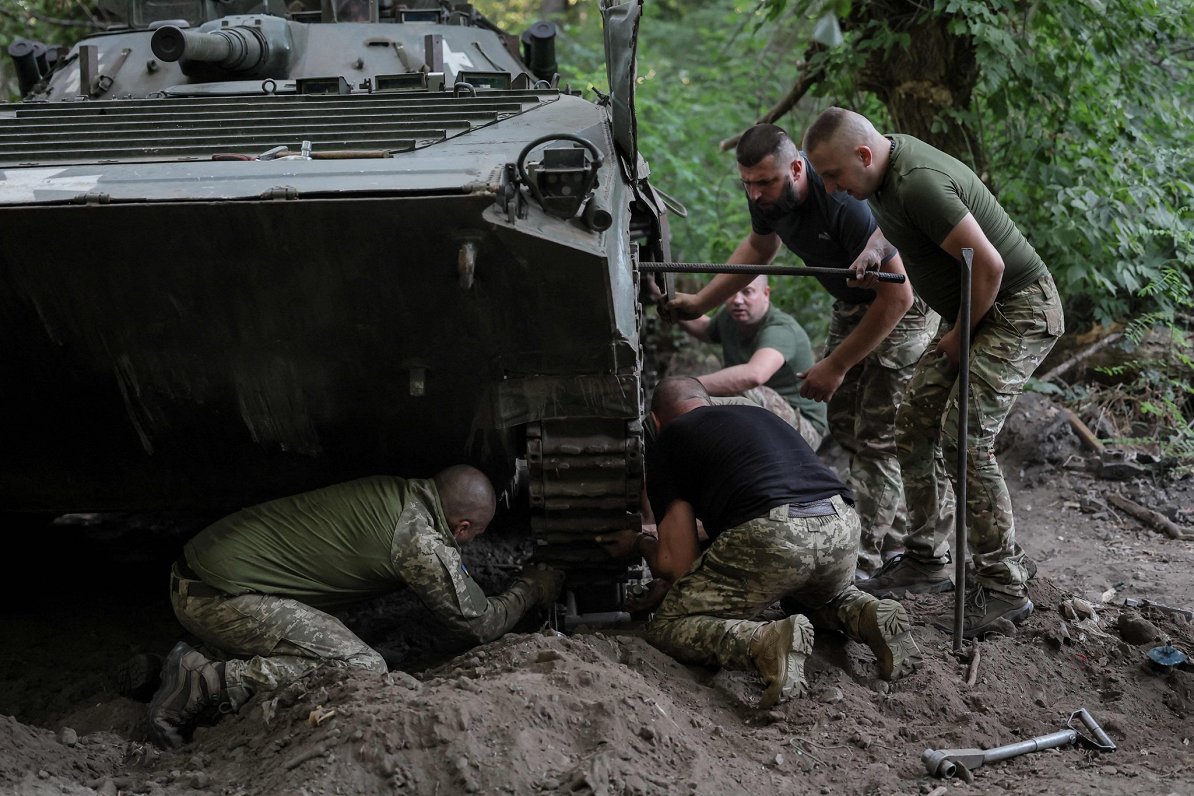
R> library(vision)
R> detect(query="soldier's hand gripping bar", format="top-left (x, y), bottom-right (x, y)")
top-left (637, 262), bottom-right (906, 283)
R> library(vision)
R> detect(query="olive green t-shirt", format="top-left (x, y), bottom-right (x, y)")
top-left (184, 476), bottom-right (538, 642)
top-left (709, 305), bottom-right (828, 434)
top-left (185, 476), bottom-right (441, 609)
top-left (870, 134), bottom-right (1048, 320)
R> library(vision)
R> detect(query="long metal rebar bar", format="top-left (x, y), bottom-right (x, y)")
top-left (637, 262), bottom-right (906, 283)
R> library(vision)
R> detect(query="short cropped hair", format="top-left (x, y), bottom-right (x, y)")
top-left (803, 107), bottom-right (872, 152)
top-left (736, 123), bottom-right (798, 168)
top-left (434, 465), bottom-right (496, 526)
top-left (651, 376), bottom-right (711, 419)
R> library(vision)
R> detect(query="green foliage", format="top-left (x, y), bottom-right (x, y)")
top-left (962, 0), bottom-right (1194, 470)
top-left (0, 1), bottom-right (105, 100)
top-left (755, 0), bottom-right (1194, 332)
top-left (970, 1), bottom-right (1194, 331)
top-left (1079, 351), bottom-right (1194, 473)
top-left (1075, 290), bottom-right (1193, 472)
top-left (538, 0), bottom-right (834, 332)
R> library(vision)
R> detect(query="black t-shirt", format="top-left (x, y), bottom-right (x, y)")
top-left (646, 404), bottom-right (853, 540)
top-left (749, 155), bottom-right (879, 305)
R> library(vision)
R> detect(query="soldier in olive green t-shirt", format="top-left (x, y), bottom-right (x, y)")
top-left (805, 108), bottom-right (1064, 639)
top-left (145, 466), bottom-right (564, 749)
top-left (679, 275), bottom-right (828, 449)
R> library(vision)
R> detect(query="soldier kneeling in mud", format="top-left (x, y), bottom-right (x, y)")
top-left (598, 376), bottom-right (921, 707)
top-left (143, 465), bottom-right (563, 748)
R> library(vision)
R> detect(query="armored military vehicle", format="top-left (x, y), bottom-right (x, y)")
top-left (1, 0), bottom-right (670, 617)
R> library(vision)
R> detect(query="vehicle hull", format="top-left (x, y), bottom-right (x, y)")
top-left (2, 194), bottom-right (640, 512)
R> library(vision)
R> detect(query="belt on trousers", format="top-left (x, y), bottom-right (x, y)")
top-left (771, 498), bottom-right (838, 520)
top-left (171, 559), bottom-right (225, 599)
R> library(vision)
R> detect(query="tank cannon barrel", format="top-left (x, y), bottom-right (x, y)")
top-left (151, 25), bottom-right (266, 71)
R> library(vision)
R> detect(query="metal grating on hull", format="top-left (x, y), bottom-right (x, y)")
top-left (0, 90), bottom-right (557, 165)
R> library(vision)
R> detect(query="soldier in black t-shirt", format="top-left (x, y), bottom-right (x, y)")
top-left (666, 124), bottom-right (935, 578)
top-left (597, 377), bottom-right (921, 708)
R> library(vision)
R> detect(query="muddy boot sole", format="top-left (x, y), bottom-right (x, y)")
top-left (116, 653), bottom-right (163, 703)
top-left (861, 599), bottom-right (923, 681)
top-left (754, 615), bottom-right (815, 709)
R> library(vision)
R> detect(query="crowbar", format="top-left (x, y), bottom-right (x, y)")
top-left (923, 708), bottom-right (1116, 779)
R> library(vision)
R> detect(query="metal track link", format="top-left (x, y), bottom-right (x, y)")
top-left (527, 417), bottom-right (643, 564)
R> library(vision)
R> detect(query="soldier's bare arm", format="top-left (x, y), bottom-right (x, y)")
top-left (652, 499), bottom-right (700, 582)
top-left (698, 348), bottom-right (785, 395)
top-left (798, 251), bottom-right (913, 402)
top-left (666, 231), bottom-right (780, 320)
top-left (677, 314), bottom-right (713, 341)
top-left (596, 498), bottom-right (697, 583)
top-left (937, 213), bottom-right (1005, 364)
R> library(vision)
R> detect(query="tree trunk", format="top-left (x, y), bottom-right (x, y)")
top-left (847, 3), bottom-right (988, 181)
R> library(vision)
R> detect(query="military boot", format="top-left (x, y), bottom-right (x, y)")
top-left (147, 642), bottom-right (228, 749)
top-left (858, 554), bottom-right (953, 599)
top-left (749, 615), bottom-right (814, 709)
top-left (858, 599), bottom-right (922, 681)
top-left (935, 585), bottom-right (1034, 639)
top-left (965, 553), bottom-right (1037, 584)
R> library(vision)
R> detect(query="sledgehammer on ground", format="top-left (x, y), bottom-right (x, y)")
top-left (922, 708), bottom-right (1116, 779)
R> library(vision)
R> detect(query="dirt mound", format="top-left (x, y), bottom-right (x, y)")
top-left (4, 577), bottom-right (1191, 796)
top-left (3, 389), bottom-right (1193, 795)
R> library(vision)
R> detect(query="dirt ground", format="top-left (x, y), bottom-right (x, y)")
top-left (2, 390), bottom-right (1192, 795)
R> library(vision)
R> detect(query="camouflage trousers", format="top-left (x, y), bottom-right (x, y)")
top-left (645, 495), bottom-right (878, 670)
top-left (896, 274), bottom-right (1064, 596)
top-left (714, 387), bottom-right (825, 450)
top-left (825, 297), bottom-right (936, 574)
top-left (169, 563), bottom-right (386, 704)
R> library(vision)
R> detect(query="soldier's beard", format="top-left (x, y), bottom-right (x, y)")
top-left (749, 177), bottom-right (801, 222)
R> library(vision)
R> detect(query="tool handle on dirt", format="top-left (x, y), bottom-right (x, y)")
top-left (637, 262), bottom-right (906, 283)
top-left (1069, 708), bottom-right (1117, 751)
top-left (984, 729), bottom-right (1079, 764)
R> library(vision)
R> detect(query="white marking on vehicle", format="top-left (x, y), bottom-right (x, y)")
top-left (442, 43), bottom-right (475, 76)
top-left (0, 168), bottom-right (102, 203)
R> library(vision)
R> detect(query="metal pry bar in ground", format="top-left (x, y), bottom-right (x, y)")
top-left (953, 247), bottom-right (973, 653)
top-left (637, 262), bottom-right (906, 283)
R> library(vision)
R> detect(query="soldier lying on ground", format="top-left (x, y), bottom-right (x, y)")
top-left (145, 465), bottom-right (563, 748)
top-left (597, 377), bottom-right (922, 707)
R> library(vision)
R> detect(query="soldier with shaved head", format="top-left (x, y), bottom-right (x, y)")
top-left (145, 465), bottom-right (564, 748)
top-left (804, 107), bottom-right (1063, 637)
